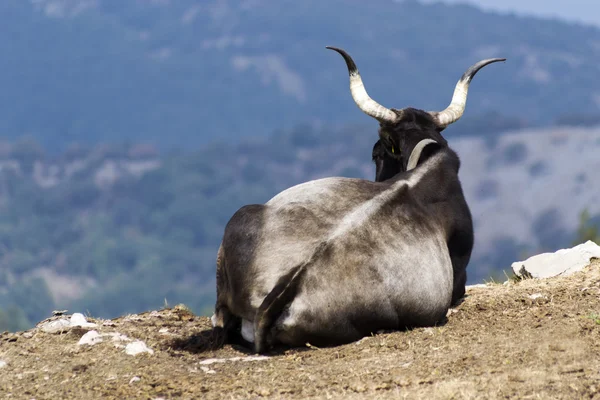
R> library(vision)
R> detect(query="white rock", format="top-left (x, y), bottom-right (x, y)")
top-left (39, 312), bottom-right (98, 333)
top-left (124, 314), bottom-right (142, 322)
top-left (158, 328), bottom-right (169, 334)
top-left (70, 313), bottom-right (98, 329)
top-left (512, 241), bottom-right (600, 279)
top-left (200, 366), bottom-right (216, 374)
top-left (40, 318), bottom-right (71, 333)
top-left (78, 330), bottom-right (103, 346)
top-left (199, 356), bottom-right (269, 365)
top-left (466, 284), bottom-right (488, 290)
top-left (125, 341), bottom-right (154, 356)
top-left (528, 293), bottom-right (545, 300)
top-left (105, 332), bottom-right (130, 342)
top-left (0, 360), bottom-right (7, 368)
top-left (446, 308), bottom-right (459, 317)
top-left (129, 376), bottom-right (141, 384)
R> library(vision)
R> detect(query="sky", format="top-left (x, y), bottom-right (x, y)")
top-left (423, 0), bottom-right (600, 27)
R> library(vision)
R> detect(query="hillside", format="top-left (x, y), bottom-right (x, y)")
top-left (3, 121), bottom-right (600, 332)
top-left (2, 0), bottom-right (600, 150)
top-left (1, 261), bottom-right (598, 399)
top-left (453, 125), bottom-right (600, 271)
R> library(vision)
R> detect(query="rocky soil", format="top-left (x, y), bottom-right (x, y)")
top-left (1, 261), bottom-right (599, 400)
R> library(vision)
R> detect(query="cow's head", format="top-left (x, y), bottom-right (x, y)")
top-left (327, 46), bottom-right (504, 181)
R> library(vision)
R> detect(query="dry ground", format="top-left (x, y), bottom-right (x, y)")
top-left (1, 261), bottom-right (600, 400)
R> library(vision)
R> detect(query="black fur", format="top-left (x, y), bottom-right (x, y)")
top-left (373, 108), bottom-right (472, 305)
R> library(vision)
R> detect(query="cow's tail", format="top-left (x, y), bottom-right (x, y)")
top-left (253, 261), bottom-right (307, 354)
top-left (254, 242), bottom-right (330, 353)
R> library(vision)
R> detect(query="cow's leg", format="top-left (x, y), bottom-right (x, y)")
top-left (212, 244), bottom-right (255, 349)
top-left (212, 244), bottom-right (239, 343)
top-left (448, 228), bottom-right (473, 306)
top-left (449, 253), bottom-right (468, 306)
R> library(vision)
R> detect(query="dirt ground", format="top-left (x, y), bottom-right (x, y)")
top-left (1, 262), bottom-right (599, 400)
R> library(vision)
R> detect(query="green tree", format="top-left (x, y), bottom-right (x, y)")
top-left (574, 209), bottom-right (600, 244)
top-left (0, 305), bottom-right (31, 332)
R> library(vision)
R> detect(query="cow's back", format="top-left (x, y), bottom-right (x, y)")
top-left (273, 203), bottom-right (453, 347)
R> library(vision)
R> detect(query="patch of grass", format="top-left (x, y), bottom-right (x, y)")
top-left (504, 269), bottom-right (524, 283)
top-left (586, 313), bottom-right (600, 325)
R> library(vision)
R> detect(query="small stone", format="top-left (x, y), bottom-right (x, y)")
top-left (125, 341), bottom-right (154, 356)
top-left (105, 332), bottom-right (130, 342)
top-left (124, 314), bottom-right (142, 322)
top-left (129, 376), bottom-right (141, 384)
top-left (200, 366), bottom-right (216, 374)
top-left (159, 328), bottom-right (169, 334)
top-left (40, 319), bottom-right (71, 334)
top-left (529, 293), bottom-right (550, 304)
top-left (466, 284), bottom-right (488, 290)
top-left (446, 308), bottom-right (459, 317)
top-left (70, 313), bottom-right (97, 329)
top-left (78, 330), bottom-right (103, 346)
top-left (199, 356), bottom-right (269, 365)
top-left (0, 360), bottom-right (7, 368)
top-left (21, 331), bottom-right (34, 339)
top-left (255, 387), bottom-right (272, 396)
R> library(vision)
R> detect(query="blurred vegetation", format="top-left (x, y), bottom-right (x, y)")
top-left (574, 209), bottom-right (600, 244)
top-left (0, 125), bottom-right (379, 330)
top-left (0, 305), bottom-right (31, 333)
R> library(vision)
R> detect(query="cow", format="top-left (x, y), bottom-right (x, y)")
top-left (211, 47), bottom-right (505, 353)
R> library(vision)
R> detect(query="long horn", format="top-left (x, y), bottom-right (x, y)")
top-left (327, 46), bottom-right (398, 124)
top-left (431, 58), bottom-right (506, 128)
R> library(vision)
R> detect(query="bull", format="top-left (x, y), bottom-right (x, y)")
top-left (211, 47), bottom-right (505, 353)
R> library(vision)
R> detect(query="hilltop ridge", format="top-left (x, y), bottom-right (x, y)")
top-left (1, 260), bottom-right (599, 398)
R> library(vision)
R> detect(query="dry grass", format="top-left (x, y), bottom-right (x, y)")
top-left (1, 261), bottom-right (599, 399)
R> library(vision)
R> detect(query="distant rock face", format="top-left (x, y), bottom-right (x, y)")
top-left (452, 126), bottom-right (600, 281)
top-left (511, 241), bottom-right (600, 279)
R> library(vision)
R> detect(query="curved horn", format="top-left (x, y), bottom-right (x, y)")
top-left (407, 139), bottom-right (438, 171)
top-left (327, 46), bottom-right (398, 124)
top-left (431, 58), bottom-right (506, 128)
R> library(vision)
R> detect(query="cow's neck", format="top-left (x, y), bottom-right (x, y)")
top-left (329, 150), bottom-right (452, 240)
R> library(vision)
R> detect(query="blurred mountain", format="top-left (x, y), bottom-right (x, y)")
top-left (1, 0), bottom-right (600, 151)
top-left (2, 121), bottom-right (600, 329)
